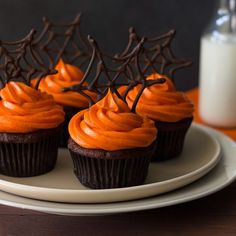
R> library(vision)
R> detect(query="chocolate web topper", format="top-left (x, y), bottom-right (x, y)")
top-left (116, 27), bottom-right (192, 84)
top-left (33, 13), bottom-right (91, 89)
top-left (63, 35), bottom-right (166, 112)
top-left (0, 29), bottom-right (56, 89)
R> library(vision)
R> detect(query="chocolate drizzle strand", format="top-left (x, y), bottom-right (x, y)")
top-left (63, 35), bottom-right (165, 112)
top-left (0, 29), bottom-right (56, 89)
top-left (116, 27), bottom-right (192, 83)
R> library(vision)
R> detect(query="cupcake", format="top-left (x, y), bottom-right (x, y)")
top-left (126, 73), bottom-right (194, 161)
top-left (0, 82), bottom-right (65, 177)
top-left (34, 59), bottom-right (96, 147)
top-left (31, 14), bottom-right (96, 147)
top-left (68, 90), bottom-right (157, 189)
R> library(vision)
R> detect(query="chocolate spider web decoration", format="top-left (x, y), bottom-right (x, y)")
top-left (0, 29), bottom-right (56, 89)
top-left (33, 13), bottom-right (91, 89)
top-left (64, 35), bottom-right (166, 112)
top-left (116, 27), bottom-right (192, 84)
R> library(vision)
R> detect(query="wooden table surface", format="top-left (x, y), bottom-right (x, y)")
top-left (1, 88), bottom-right (236, 236)
top-left (1, 182), bottom-right (236, 236)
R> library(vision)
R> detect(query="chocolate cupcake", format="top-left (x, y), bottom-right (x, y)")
top-left (0, 82), bottom-right (65, 177)
top-left (0, 28), bottom-right (65, 177)
top-left (35, 59), bottom-right (96, 147)
top-left (126, 73), bottom-right (194, 161)
top-left (30, 14), bottom-right (97, 147)
top-left (115, 28), bottom-right (194, 161)
top-left (68, 90), bottom-right (157, 189)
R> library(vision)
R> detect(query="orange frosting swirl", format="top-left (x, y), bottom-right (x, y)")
top-left (126, 73), bottom-right (194, 122)
top-left (35, 59), bottom-right (95, 108)
top-left (69, 90), bottom-right (157, 151)
top-left (0, 82), bottom-right (65, 133)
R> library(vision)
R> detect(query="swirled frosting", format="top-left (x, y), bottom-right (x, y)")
top-left (0, 82), bottom-right (65, 133)
top-left (69, 90), bottom-right (157, 151)
top-left (126, 73), bottom-right (194, 122)
top-left (36, 59), bottom-right (95, 108)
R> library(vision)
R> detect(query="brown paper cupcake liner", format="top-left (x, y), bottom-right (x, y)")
top-left (0, 127), bottom-right (61, 177)
top-left (68, 139), bottom-right (155, 189)
top-left (152, 117), bottom-right (193, 162)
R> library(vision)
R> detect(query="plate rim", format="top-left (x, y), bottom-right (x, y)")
top-left (0, 124), bottom-right (221, 203)
top-left (0, 123), bottom-right (235, 215)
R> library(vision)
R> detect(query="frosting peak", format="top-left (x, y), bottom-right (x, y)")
top-left (0, 82), bottom-right (65, 133)
top-left (1, 82), bottom-right (40, 104)
top-left (96, 90), bottom-right (130, 113)
top-left (69, 90), bottom-right (157, 151)
top-left (35, 58), bottom-right (96, 108)
top-left (126, 73), bottom-right (194, 122)
top-left (55, 59), bottom-right (84, 83)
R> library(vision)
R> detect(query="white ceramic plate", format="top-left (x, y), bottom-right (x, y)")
top-left (0, 123), bottom-right (235, 216)
top-left (0, 124), bottom-right (221, 203)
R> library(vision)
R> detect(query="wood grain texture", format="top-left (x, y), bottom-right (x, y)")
top-left (1, 181), bottom-right (236, 236)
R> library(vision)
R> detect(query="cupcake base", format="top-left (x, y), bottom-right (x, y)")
top-left (60, 106), bottom-right (81, 148)
top-left (152, 117), bottom-right (193, 162)
top-left (68, 138), bottom-right (156, 189)
top-left (0, 125), bottom-right (61, 177)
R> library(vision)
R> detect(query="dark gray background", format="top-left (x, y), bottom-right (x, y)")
top-left (0, 0), bottom-right (216, 91)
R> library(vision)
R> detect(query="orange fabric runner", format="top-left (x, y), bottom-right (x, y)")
top-left (186, 88), bottom-right (236, 141)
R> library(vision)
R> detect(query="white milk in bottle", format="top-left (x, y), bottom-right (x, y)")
top-left (199, 0), bottom-right (236, 127)
top-left (199, 35), bottom-right (236, 127)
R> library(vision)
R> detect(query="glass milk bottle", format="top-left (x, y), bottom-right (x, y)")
top-left (199, 0), bottom-right (236, 127)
